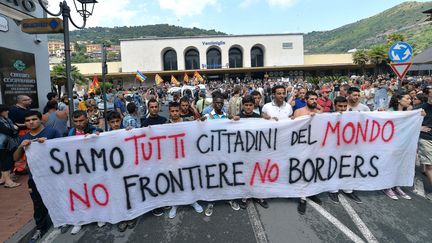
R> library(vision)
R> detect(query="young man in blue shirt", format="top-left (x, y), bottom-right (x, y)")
top-left (13, 111), bottom-right (61, 242)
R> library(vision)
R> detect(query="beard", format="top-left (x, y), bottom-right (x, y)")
top-left (307, 103), bottom-right (317, 109)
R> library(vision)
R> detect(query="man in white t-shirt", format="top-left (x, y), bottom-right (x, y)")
top-left (262, 85), bottom-right (293, 120)
top-left (347, 87), bottom-right (370, 112)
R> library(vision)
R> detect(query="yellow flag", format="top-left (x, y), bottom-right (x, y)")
top-left (155, 74), bottom-right (164, 86)
top-left (183, 73), bottom-right (189, 83)
top-left (194, 71), bottom-right (204, 83)
top-left (171, 75), bottom-right (180, 86)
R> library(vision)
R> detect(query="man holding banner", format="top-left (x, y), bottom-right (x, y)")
top-left (13, 111), bottom-right (61, 242)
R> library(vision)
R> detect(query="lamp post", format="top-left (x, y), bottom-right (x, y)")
top-left (37, 0), bottom-right (97, 125)
top-left (101, 43), bottom-right (108, 131)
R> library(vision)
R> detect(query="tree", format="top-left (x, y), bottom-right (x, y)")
top-left (386, 33), bottom-right (406, 48)
top-left (352, 49), bottom-right (369, 74)
top-left (368, 44), bottom-right (389, 75)
top-left (50, 63), bottom-right (86, 95)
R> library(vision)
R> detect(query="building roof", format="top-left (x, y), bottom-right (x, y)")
top-left (423, 8), bottom-right (432, 14)
top-left (120, 33), bottom-right (303, 42)
top-left (411, 47), bottom-right (432, 64)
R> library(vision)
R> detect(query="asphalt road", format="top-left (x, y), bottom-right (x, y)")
top-left (38, 103), bottom-right (432, 243)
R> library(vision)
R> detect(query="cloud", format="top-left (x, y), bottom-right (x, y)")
top-left (239, 0), bottom-right (259, 8)
top-left (158, 0), bottom-right (218, 17)
top-left (266, 0), bottom-right (297, 8)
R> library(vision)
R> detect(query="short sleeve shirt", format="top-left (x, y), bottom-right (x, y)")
top-left (262, 101), bottom-right (293, 120)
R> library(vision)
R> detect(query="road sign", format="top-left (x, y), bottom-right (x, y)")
top-left (389, 62), bottom-right (412, 79)
top-left (21, 18), bottom-right (63, 34)
top-left (388, 42), bottom-right (413, 63)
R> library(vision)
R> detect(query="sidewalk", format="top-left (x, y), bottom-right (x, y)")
top-left (0, 174), bottom-right (33, 242)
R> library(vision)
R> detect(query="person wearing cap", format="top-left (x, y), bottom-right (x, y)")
top-left (317, 87), bottom-right (333, 112)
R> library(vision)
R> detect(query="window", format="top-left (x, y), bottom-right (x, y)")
top-left (185, 49), bottom-right (200, 70)
top-left (282, 42), bottom-right (293, 49)
top-left (206, 48), bottom-right (222, 69)
top-left (251, 46), bottom-right (264, 67)
top-left (229, 47), bottom-right (243, 68)
top-left (163, 49), bottom-right (178, 71)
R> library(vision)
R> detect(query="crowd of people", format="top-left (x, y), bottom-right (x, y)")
top-left (0, 74), bottom-right (431, 242)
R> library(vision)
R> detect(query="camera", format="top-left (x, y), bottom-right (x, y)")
top-left (34, 37), bottom-right (41, 44)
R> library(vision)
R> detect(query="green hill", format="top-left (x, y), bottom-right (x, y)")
top-left (48, 24), bottom-right (226, 44)
top-left (304, 1), bottom-right (432, 54)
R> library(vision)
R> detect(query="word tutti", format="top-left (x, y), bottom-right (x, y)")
top-left (321, 119), bottom-right (395, 147)
top-left (124, 133), bottom-right (186, 165)
top-left (196, 128), bottom-right (278, 154)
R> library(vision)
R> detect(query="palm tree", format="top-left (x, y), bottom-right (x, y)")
top-left (50, 63), bottom-right (86, 95)
top-left (368, 44), bottom-right (389, 75)
top-left (352, 49), bottom-right (369, 75)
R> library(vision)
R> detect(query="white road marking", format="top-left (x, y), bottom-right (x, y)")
top-left (246, 201), bottom-right (268, 243)
top-left (413, 176), bottom-right (426, 197)
top-left (41, 228), bottom-right (61, 243)
top-left (307, 199), bottom-right (366, 243)
top-left (339, 195), bottom-right (379, 243)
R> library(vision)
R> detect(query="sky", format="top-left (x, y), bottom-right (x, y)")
top-left (52, 0), bottom-right (431, 34)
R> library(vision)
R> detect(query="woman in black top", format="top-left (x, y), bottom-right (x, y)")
top-left (0, 104), bottom-right (20, 188)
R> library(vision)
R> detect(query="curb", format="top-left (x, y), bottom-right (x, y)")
top-left (5, 219), bottom-right (36, 243)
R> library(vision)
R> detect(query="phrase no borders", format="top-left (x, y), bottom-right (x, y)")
top-left (26, 111), bottom-right (423, 226)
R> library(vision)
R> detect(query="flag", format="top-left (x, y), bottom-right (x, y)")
top-left (92, 75), bottom-right (100, 89)
top-left (171, 75), bottom-right (180, 86)
top-left (155, 74), bottom-right (164, 86)
top-left (194, 70), bottom-right (204, 83)
top-left (183, 73), bottom-right (189, 83)
top-left (135, 70), bottom-right (147, 83)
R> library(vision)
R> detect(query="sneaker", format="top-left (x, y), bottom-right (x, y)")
top-left (60, 225), bottom-right (70, 234)
top-left (309, 195), bottom-right (322, 205)
top-left (205, 203), bottom-right (214, 217)
top-left (169, 206), bottom-right (178, 219)
top-left (127, 219), bottom-right (137, 229)
top-left (383, 189), bottom-right (398, 200)
top-left (426, 193), bottom-right (432, 201)
top-left (191, 202), bottom-right (203, 213)
top-left (394, 187), bottom-right (411, 200)
top-left (117, 221), bottom-right (128, 232)
top-left (229, 200), bottom-right (240, 211)
top-left (152, 208), bottom-right (164, 217)
top-left (239, 199), bottom-right (248, 209)
top-left (254, 198), bottom-right (269, 209)
top-left (328, 192), bottom-right (340, 204)
top-left (344, 191), bottom-right (362, 203)
top-left (297, 199), bottom-right (307, 215)
top-left (97, 222), bottom-right (106, 227)
top-left (71, 225), bottom-right (82, 235)
top-left (29, 229), bottom-right (42, 243)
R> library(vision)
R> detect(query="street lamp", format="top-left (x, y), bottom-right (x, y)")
top-left (37, 0), bottom-right (97, 125)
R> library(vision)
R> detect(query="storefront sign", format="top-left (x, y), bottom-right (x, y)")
top-left (0, 15), bottom-right (8, 32)
top-left (0, 47), bottom-right (39, 108)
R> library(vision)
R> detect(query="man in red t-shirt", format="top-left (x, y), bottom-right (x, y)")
top-left (317, 88), bottom-right (333, 112)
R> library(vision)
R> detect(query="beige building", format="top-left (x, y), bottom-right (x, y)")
top-left (86, 44), bottom-right (102, 53)
top-left (48, 40), bottom-right (75, 56)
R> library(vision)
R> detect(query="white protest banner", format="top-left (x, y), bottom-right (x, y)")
top-left (26, 111), bottom-right (422, 227)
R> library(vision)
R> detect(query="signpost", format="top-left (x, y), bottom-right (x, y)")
top-left (21, 17), bottom-right (63, 34)
top-left (388, 42), bottom-right (413, 90)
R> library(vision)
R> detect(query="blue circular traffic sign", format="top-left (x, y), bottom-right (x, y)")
top-left (389, 42), bottom-right (413, 63)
